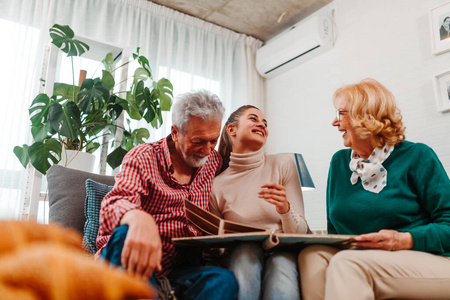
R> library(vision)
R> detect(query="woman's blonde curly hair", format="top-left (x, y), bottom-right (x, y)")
top-left (333, 78), bottom-right (406, 148)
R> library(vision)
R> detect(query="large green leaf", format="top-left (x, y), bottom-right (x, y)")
top-left (122, 130), bottom-right (134, 151)
top-left (137, 55), bottom-right (152, 78)
top-left (13, 145), bottom-right (30, 168)
top-left (78, 79), bottom-right (110, 113)
top-left (121, 127), bottom-right (151, 151)
top-left (31, 122), bottom-right (53, 142)
top-left (135, 80), bottom-right (164, 125)
top-left (106, 95), bottom-right (127, 121)
top-left (29, 94), bottom-right (51, 126)
top-left (64, 101), bottom-right (82, 126)
top-left (53, 82), bottom-right (80, 102)
top-left (135, 80), bottom-right (145, 108)
top-left (154, 78), bottom-right (173, 111)
top-left (102, 52), bottom-right (114, 73)
top-left (125, 91), bottom-right (142, 120)
top-left (138, 85), bottom-right (157, 124)
top-left (28, 139), bottom-right (62, 175)
top-left (134, 67), bottom-right (150, 82)
top-left (133, 128), bottom-right (150, 144)
top-left (48, 101), bottom-right (81, 139)
top-left (150, 88), bottom-right (163, 128)
top-left (107, 146), bottom-right (128, 170)
top-left (49, 24), bottom-right (89, 57)
top-left (102, 70), bottom-right (115, 90)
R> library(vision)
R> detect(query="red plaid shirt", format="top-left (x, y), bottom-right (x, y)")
top-left (96, 135), bottom-right (222, 276)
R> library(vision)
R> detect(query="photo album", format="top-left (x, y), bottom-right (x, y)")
top-left (172, 199), bottom-right (355, 250)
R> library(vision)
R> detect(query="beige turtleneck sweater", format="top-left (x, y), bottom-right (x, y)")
top-left (209, 149), bottom-right (309, 234)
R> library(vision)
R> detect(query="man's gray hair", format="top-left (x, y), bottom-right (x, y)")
top-left (172, 89), bottom-right (225, 134)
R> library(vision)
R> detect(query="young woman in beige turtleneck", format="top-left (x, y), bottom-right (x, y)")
top-left (209, 105), bottom-right (309, 300)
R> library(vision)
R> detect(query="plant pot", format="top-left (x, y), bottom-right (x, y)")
top-left (59, 150), bottom-right (96, 173)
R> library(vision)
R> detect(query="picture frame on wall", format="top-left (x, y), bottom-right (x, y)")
top-left (430, 1), bottom-right (450, 55)
top-left (434, 70), bottom-right (450, 112)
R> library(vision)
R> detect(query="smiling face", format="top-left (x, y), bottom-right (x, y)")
top-left (227, 107), bottom-right (268, 153)
top-left (172, 116), bottom-right (222, 168)
top-left (332, 97), bottom-right (374, 158)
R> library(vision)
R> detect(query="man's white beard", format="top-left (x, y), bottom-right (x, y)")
top-left (179, 140), bottom-right (209, 168)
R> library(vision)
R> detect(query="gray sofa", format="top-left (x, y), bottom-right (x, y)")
top-left (47, 165), bottom-right (115, 253)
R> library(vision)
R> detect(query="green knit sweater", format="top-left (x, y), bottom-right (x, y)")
top-left (327, 141), bottom-right (450, 256)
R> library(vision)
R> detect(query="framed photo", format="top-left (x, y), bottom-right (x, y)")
top-left (430, 1), bottom-right (450, 55)
top-left (434, 70), bottom-right (450, 112)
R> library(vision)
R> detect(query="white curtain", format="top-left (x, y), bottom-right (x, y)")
top-left (0, 0), bottom-right (264, 220)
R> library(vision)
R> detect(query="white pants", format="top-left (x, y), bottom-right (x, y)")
top-left (298, 245), bottom-right (450, 300)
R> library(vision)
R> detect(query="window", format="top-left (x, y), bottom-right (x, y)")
top-left (0, 19), bottom-right (40, 220)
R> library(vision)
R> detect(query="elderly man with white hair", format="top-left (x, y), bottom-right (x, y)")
top-left (96, 89), bottom-right (238, 300)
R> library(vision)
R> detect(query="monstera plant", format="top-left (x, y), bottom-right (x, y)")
top-left (14, 24), bottom-right (173, 174)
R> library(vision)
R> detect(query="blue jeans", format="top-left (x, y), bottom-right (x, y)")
top-left (229, 242), bottom-right (300, 300)
top-left (101, 225), bottom-right (238, 300)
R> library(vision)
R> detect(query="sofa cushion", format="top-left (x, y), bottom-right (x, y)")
top-left (47, 165), bottom-right (115, 235)
top-left (83, 179), bottom-right (113, 253)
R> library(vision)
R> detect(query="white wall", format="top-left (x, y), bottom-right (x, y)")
top-left (264, 0), bottom-right (450, 230)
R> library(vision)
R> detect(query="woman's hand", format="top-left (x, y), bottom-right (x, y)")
top-left (352, 229), bottom-right (413, 251)
top-left (258, 183), bottom-right (290, 214)
top-left (120, 209), bottom-right (163, 280)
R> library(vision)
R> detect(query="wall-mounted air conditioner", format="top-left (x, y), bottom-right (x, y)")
top-left (256, 14), bottom-right (334, 78)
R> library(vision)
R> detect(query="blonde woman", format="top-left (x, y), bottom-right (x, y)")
top-left (298, 79), bottom-right (450, 300)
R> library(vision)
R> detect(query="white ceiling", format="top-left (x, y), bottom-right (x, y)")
top-left (148, 0), bottom-right (333, 42)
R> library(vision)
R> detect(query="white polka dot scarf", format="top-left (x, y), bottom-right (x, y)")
top-left (349, 144), bottom-right (394, 193)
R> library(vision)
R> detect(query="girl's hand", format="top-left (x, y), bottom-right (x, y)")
top-left (352, 229), bottom-right (413, 251)
top-left (258, 183), bottom-right (290, 214)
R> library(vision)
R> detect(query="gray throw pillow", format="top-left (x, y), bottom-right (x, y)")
top-left (47, 165), bottom-right (115, 235)
top-left (83, 179), bottom-right (113, 254)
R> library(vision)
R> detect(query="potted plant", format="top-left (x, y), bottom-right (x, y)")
top-left (14, 24), bottom-right (173, 174)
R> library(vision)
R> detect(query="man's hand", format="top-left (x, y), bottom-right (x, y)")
top-left (258, 183), bottom-right (290, 214)
top-left (120, 209), bottom-right (162, 280)
top-left (352, 229), bottom-right (413, 251)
